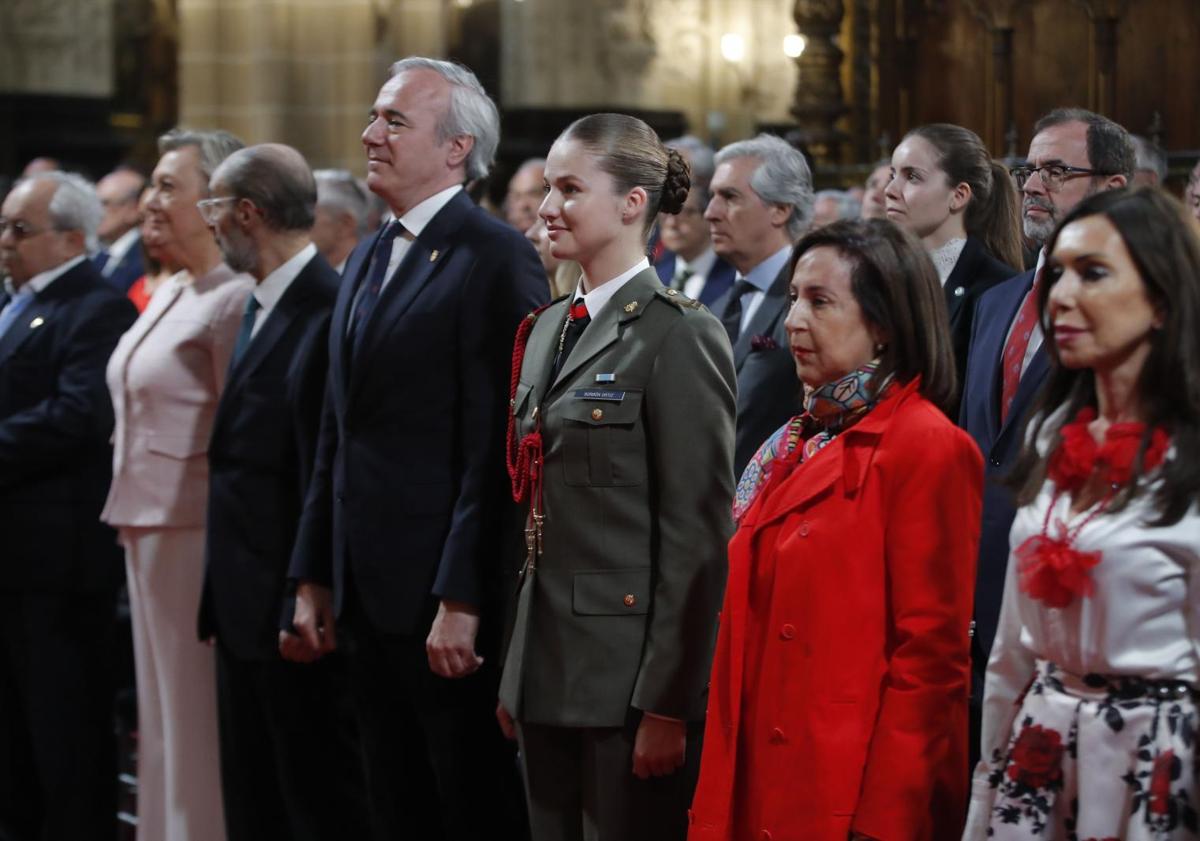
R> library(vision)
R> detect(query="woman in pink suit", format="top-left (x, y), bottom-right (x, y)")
top-left (689, 219), bottom-right (983, 841)
top-left (102, 129), bottom-right (252, 841)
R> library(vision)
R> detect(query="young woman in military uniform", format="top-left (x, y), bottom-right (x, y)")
top-left (497, 113), bottom-right (737, 841)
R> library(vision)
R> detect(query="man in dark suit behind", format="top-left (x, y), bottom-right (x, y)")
top-left (197, 143), bottom-right (369, 841)
top-left (93, 167), bottom-right (146, 293)
top-left (0, 172), bottom-right (137, 841)
top-left (960, 108), bottom-right (1134, 767)
top-left (288, 57), bottom-right (548, 840)
top-left (705, 133), bottom-right (814, 476)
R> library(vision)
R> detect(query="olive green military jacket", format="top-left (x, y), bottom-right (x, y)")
top-left (498, 268), bottom-right (737, 728)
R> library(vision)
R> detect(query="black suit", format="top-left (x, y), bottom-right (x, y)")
top-left (711, 263), bottom-right (803, 477)
top-left (200, 252), bottom-right (368, 841)
top-left (943, 236), bottom-right (1016, 411)
top-left (0, 258), bottom-right (136, 841)
top-left (289, 189), bottom-right (548, 840)
top-left (98, 235), bottom-right (145, 294)
top-left (958, 267), bottom-right (1050, 768)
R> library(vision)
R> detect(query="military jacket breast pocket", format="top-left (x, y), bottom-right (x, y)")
top-left (559, 389), bottom-right (645, 487)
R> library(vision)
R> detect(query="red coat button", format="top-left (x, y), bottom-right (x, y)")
top-left (780, 624), bottom-right (795, 640)
top-left (759, 831), bottom-right (773, 840)
top-left (769, 727), bottom-right (785, 743)
top-left (798, 522), bottom-right (810, 537)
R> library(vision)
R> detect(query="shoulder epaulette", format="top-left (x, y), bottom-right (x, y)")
top-left (654, 287), bottom-right (703, 310)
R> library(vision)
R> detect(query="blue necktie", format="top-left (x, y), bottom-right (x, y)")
top-left (349, 221), bottom-right (404, 353)
top-left (229, 294), bottom-right (261, 370)
top-left (0, 293), bottom-right (35, 342)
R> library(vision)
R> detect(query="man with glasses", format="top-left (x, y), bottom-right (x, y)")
top-left (959, 107), bottom-right (1133, 769)
top-left (0, 172), bottom-right (137, 841)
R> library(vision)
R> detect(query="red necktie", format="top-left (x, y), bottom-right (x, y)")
top-left (1000, 270), bottom-right (1042, 424)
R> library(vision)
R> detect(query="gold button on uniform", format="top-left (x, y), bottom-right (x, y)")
top-left (623, 594), bottom-right (636, 607)
top-left (592, 408), bottom-right (604, 421)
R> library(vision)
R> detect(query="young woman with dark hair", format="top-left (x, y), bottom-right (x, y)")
top-left (886, 123), bottom-right (1022, 391)
top-left (690, 218), bottom-right (982, 841)
top-left (497, 113), bottom-right (737, 841)
top-left (966, 187), bottom-right (1200, 839)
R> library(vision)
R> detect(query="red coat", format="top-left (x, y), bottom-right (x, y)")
top-left (688, 381), bottom-right (982, 841)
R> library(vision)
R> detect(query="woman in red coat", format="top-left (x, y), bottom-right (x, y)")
top-left (689, 218), bottom-right (984, 841)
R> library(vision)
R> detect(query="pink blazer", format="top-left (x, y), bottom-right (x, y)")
top-left (102, 264), bottom-right (253, 528)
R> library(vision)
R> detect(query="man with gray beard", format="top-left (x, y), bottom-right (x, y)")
top-left (198, 143), bottom-right (369, 841)
top-left (959, 108), bottom-right (1133, 769)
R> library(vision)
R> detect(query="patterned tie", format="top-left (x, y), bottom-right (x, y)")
top-left (552, 298), bottom-right (590, 379)
top-left (0, 292), bottom-right (35, 341)
top-left (349, 221), bottom-right (404, 352)
top-left (721, 279), bottom-right (754, 344)
top-left (671, 264), bottom-right (694, 291)
top-left (229, 294), bottom-right (262, 369)
top-left (1000, 270), bottom-right (1042, 424)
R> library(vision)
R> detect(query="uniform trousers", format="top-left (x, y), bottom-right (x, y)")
top-left (0, 589), bottom-right (117, 841)
top-left (516, 718), bottom-right (703, 841)
top-left (122, 526), bottom-right (224, 841)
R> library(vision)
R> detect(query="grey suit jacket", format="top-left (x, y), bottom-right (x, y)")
top-left (499, 269), bottom-right (736, 728)
top-left (712, 262), bottom-right (802, 477)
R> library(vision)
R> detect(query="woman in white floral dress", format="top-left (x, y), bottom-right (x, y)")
top-left (965, 187), bottom-right (1200, 840)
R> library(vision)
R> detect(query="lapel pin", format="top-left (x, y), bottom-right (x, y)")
top-left (29, 316), bottom-right (44, 329)
top-left (595, 373), bottom-right (616, 384)
top-left (624, 301), bottom-right (638, 313)
top-left (954, 286), bottom-right (966, 297)
top-left (429, 249), bottom-right (439, 262)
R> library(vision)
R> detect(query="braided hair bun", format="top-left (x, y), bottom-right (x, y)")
top-left (659, 148), bottom-right (691, 215)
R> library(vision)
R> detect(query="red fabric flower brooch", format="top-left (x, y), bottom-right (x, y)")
top-left (1016, 407), bottom-right (1169, 609)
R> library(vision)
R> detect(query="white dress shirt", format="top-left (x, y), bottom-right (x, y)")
top-left (673, 248), bottom-right (718, 300)
top-left (101, 228), bottom-right (140, 277)
top-left (734, 245), bottom-right (791, 333)
top-left (574, 258), bottom-right (650, 320)
top-left (378, 184), bottom-right (462, 292)
top-left (247, 243), bottom-right (316, 338)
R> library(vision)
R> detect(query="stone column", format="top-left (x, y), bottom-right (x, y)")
top-left (790, 0), bottom-right (847, 164)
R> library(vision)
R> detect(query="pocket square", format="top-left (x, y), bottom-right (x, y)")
top-left (749, 334), bottom-right (778, 351)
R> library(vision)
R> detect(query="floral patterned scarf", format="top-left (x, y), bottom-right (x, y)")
top-left (732, 361), bottom-right (892, 522)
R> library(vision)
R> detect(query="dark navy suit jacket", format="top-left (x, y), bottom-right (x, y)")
top-left (93, 235), bottom-right (145, 294)
top-left (944, 236), bottom-right (1016, 409)
top-left (0, 259), bottom-right (137, 591)
top-left (653, 251), bottom-right (736, 308)
top-left (288, 190), bottom-right (549, 636)
top-left (959, 267), bottom-right (1050, 694)
top-left (200, 253), bottom-right (338, 660)
top-left (710, 263), bottom-right (802, 477)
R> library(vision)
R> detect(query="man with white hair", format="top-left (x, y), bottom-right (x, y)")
top-left (311, 169), bottom-right (368, 273)
top-left (0, 172), bottom-right (137, 840)
top-left (705, 133), bottom-right (814, 475)
top-left (289, 56), bottom-right (547, 840)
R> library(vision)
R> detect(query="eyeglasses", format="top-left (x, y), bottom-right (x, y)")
top-left (0, 218), bottom-right (61, 240)
top-left (195, 196), bottom-right (238, 224)
top-left (1010, 164), bottom-right (1112, 192)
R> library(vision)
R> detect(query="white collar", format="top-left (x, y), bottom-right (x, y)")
top-left (253, 242), bottom-right (317, 312)
top-left (5, 254), bottom-right (86, 298)
top-left (105, 227), bottom-right (140, 261)
top-left (676, 247), bottom-right (717, 278)
top-left (929, 237), bottom-right (967, 285)
top-left (397, 184), bottom-right (463, 238)
top-left (574, 258), bottom-right (651, 319)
